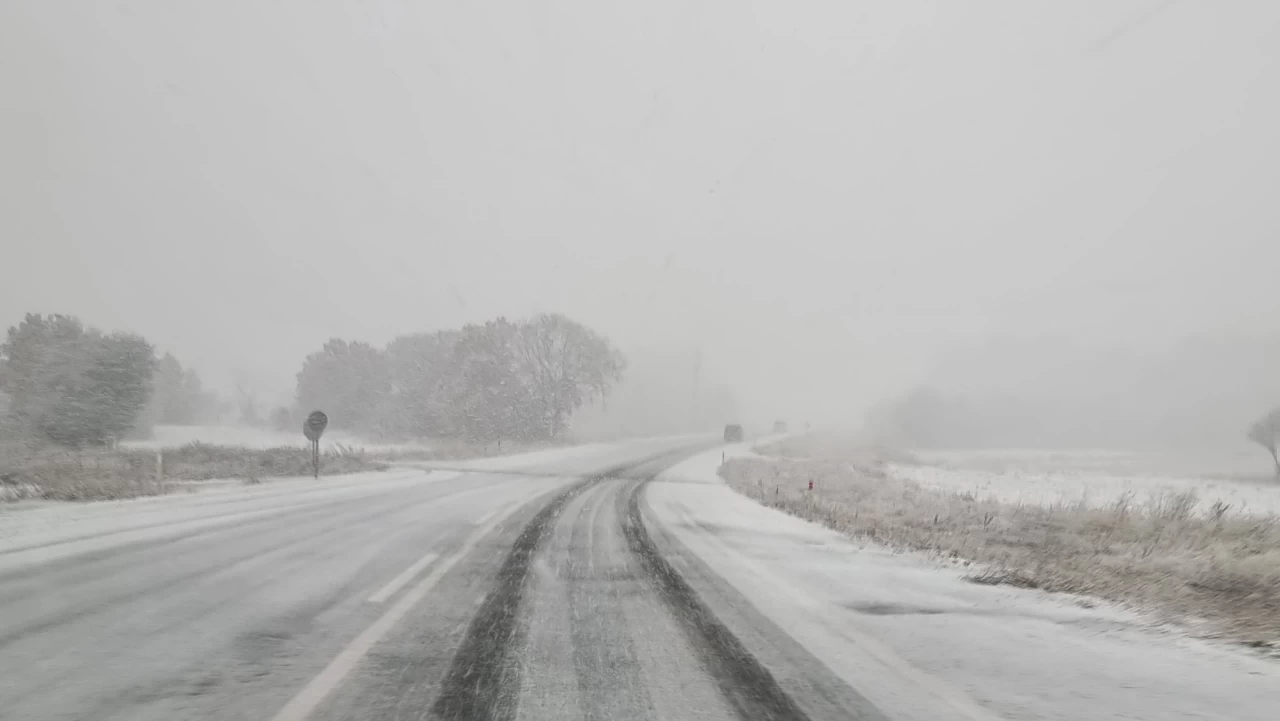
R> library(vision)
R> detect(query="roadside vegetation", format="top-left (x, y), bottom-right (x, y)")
top-left (723, 434), bottom-right (1280, 652)
top-left (0, 310), bottom-right (625, 501)
top-left (0, 443), bottom-right (387, 502)
top-left (1, 311), bottom-right (624, 451)
top-left (289, 313), bottom-right (624, 447)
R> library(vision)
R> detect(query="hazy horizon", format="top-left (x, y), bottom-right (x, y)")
top-left (5, 1), bottom-right (1279, 435)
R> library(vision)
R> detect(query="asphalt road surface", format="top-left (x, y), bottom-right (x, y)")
top-left (0, 439), bottom-right (883, 721)
top-left (5, 439), bottom-right (1279, 721)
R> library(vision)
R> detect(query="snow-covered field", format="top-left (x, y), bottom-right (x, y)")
top-left (892, 446), bottom-right (1280, 517)
top-left (124, 424), bottom-right (442, 454)
top-left (122, 424), bottom-right (673, 458)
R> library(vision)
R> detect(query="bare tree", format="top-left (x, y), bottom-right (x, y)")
top-left (1247, 408), bottom-right (1280, 479)
top-left (513, 314), bottom-right (625, 439)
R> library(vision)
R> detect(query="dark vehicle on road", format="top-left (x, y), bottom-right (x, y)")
top-left (723, 424), bottom-right (744, 442)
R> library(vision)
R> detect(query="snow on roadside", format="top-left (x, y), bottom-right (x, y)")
top-left (657, 441), bottom-right (761, 483)
top-left (890, 455), bottom-right (1280, 517)
top-left (123, 424), bottom-right (439, 454)
top-left (125, 426), bottom-right (715, 464)
top-left (0, 469), bottom-right (443, 560)
top-left (0, 436), bottom-right (714, 562)
top-left (648, 447), bottom-right (1280, 721)
top-left (419, 433), bottom-right (715, 476)
top-left (655, 433), bottom-right (790, 483)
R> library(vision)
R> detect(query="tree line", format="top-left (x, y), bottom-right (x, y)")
top-left (288, 313), bottom-right (625, 445)
top-left (0, 312), bottom-right (624, 449)
top-left (0, 314), bottom-right (217, 447)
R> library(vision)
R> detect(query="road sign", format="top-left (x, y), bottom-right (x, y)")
top-left (303, 411), bottom-right (328, 479)
top-left (304, 411), bottom-right (328, 442)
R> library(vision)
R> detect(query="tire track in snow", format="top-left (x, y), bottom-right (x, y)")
top-left (429, 477), bottom-right (595, 720)
top-left (622, 477), bottom-right (812, 721)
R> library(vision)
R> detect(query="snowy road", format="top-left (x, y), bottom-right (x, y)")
top-left (0, 438), bottom-right (706, 720)
top-left (0, 437), bottom-right (833, 721)
top-left (2, 438), bottom-right (1276, 721)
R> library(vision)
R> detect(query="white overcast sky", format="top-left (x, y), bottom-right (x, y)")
top-left (3, 1), bottom-right (1279, 422)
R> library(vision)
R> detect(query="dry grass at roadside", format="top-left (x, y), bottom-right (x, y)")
top-left (722, 440), bottom-right (1280, 651)
top-left (0, 443), bottom-right (387, 502)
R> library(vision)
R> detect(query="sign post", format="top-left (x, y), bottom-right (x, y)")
top-left (303, 410), bottom-right (329, 479)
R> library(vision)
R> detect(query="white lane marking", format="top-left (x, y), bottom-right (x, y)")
top-left (366, 552), bottom-right (440, 604)
top-left (473, 508), bottom-right (500, 527)
top-left (269, 499), bottom-right (531, 721)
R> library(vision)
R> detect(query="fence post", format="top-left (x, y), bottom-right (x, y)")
top-left (155, 451), bottom-right (163, 481)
